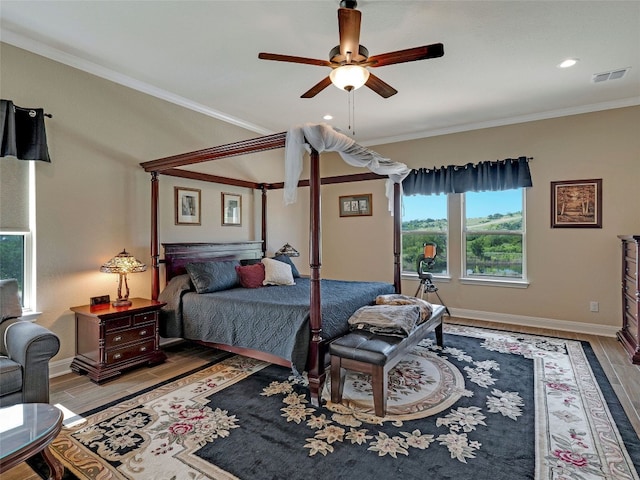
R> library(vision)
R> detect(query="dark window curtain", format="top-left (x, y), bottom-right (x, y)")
top-left (1, 99), bottom-right (51, 162)
top-left (402, 156), bottom-right (532, 195)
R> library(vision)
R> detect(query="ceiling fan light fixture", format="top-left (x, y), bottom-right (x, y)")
top-left (329, 65), bottom-right (370, 92)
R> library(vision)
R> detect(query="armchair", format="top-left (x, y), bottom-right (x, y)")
top-left (0, 279), bottom-right (60, 407)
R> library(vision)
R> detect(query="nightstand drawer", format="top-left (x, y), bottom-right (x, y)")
top-left (70, 298), bottom-right (167, 382)
top-left (108, 340), bottom-right (156, 364)
top-left (106, 324), bottom-right (155, 348)
top-left (105, 315), bottom-right (132, 331)
top-left (134, 311), bottom-right (158, 325)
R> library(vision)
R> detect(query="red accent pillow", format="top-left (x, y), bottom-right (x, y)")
top-left (235, 263), bottom-right (265, 288)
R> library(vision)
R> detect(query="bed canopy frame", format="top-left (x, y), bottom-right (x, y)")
top-left (140, 128), bottom-right (404, 404)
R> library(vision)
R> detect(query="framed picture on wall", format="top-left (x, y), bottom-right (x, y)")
top-left (339, 193), bottom-right (372, 217)
top-left (551, 178), bottom-right (602, 228)
top-left (222, 192), bottom-right (242, 226)
top-left (175, 187), bottom-right (201, 225)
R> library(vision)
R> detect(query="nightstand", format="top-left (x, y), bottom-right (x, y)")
top-left (70, 298), bottom-right (166, 382)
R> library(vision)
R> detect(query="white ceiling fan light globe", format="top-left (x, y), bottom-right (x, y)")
top-left (329, 65), bottom-right (370, 91)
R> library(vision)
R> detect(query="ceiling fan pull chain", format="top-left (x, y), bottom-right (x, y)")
top-left (352, 89), bottom-right (356, 136)
top-left (347, 89), bottom-right (352, 134)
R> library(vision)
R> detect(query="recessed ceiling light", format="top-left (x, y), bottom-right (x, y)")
top-left (558, 58), bottom-right (579, 68)
top-left (323, 114), bottom-right (333, 120)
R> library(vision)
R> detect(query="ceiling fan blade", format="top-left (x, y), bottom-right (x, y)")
top-left (301, 76), bottom-right (333, 98)
top-left (258, 52), bottom-right (333, 68)
top-left (338, 7), bottom-right (361, 59)
top-left (365, 73), bottom-right (398, 98)
top-left (368, 43), bottom-right (444, 68)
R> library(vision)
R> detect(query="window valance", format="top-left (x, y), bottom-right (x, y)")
top-left (1, 99), bottom-right (51, 163)
top-left (402, 156), bottom-right (532, 196)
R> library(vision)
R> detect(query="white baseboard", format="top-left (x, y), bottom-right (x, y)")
top-left (50, 357), bottom-right (74, 378)
top-left (450, 308), bottom-right (620, 338)
top-left (47, 311), bottom-right (619, 379)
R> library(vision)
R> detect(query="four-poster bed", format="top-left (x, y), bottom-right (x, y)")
top-left (140, 124), bottom-right (409, 405)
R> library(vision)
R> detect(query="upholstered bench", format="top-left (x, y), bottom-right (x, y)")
top-left (329, 304), bottom-right (446, 417)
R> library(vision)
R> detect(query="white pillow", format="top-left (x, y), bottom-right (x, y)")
top-left (261, 257), bottom-right (295, 286)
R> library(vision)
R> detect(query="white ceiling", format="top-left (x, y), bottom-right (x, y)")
top-left (2, 0), bottom-right (639, 146)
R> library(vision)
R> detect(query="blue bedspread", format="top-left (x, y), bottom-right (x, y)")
top-left (158, 276), bottom-right (395, 373)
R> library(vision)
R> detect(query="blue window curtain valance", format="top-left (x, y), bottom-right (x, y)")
top-left (1, 99), bottom-right (51, 162)
top-left (402, 156), bottom-right (532, 196)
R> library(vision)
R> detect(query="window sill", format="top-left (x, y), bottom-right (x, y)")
top-left (402, 273), bottom-right (451, 283)
top-left (402, 273), bottom-right (528, 288)
top-left (459, 277), bottom-right (529, 288)
top-left (20, 310), bottom-right (42, 322)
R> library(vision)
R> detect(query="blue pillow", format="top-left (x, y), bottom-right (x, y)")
top-left (272, 255), bottom-right (300, 278)
top-left (240, 258), bottom-right (262, 266)
top-left (185, 260), bottom-right (239, 293)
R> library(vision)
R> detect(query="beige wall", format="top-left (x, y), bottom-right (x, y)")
top-left (0, 43), bottom-right (274, 362)
top-left (2, 43), bottom-right (639, 368)
top-left (315, 108), bottom-right (640, 332)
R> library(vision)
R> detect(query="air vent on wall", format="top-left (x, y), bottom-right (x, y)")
top-left (592, 67), bottom-right (630, 83)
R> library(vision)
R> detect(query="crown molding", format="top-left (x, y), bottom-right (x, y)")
top-left (363, 97), bottom-right (640, 147)
top-left (1, 30), bottom-right (273, 136)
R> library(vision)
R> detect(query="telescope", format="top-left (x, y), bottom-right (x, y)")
top-left (414, 242), bottom-right (450, 315)
top-left (417, 242), bottom-right (437, 281)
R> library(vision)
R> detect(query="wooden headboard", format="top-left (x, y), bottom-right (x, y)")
top-left (162, 241), bottom-right (263, 281)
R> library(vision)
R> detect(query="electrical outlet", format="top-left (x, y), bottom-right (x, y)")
top-left (590, 301), bottom-right (599, 312)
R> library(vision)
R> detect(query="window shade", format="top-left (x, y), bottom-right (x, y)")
top-left (0, 158), bottom-right (29, 230)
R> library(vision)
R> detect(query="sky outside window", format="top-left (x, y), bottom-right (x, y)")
top-left (403, 190), bottom-right (521, 221)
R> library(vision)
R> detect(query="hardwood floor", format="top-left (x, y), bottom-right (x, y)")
top-left (4, 317), bottom-right (639, 480)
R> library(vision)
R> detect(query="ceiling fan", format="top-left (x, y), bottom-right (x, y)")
top-left (258, 0), bottom-right (444, 99)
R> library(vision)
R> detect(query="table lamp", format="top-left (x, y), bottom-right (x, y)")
top-left (100, 249), bottom-right (147, 307)
top-left (275, 243), bottom-right (300, 257)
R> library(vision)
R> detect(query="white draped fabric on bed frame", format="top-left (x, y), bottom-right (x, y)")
top-left (140, 123), bottom-right (410, 406)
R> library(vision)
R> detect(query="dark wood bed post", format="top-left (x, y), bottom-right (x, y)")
top-left (151, 171), bottom-right (160, 301)
top-left (308, 147), bottom-right (324, 406)
top-left (393, 182), bottom-right (402, 294)
top-left (260, 184), bottom-right (267, 257)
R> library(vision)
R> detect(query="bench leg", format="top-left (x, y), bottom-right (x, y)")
top-left (330, 356), bottom-right (345, 404)
top-left (371, 365), bottom-right (387, 417)
top-left (435, 322), bottom-right (444, 347)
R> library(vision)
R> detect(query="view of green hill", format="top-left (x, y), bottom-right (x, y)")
top-left (402, 211), bottom-right (523, 277)
top-left (403, 211), bottom-right (522, 232)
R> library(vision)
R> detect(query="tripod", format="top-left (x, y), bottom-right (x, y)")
top-left (414, 254), bottom-right (451, 316)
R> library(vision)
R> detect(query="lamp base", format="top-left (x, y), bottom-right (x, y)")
top-left (112, 298), bottom-right (132, 307)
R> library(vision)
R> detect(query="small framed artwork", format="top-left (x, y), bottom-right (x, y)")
top-left (175, 187), bottom-right (201, 225)
top-left (551, 178), bottom-right (602, 228)
top-left (339, 193), bottom-right (373, 217)
top-left (222, 192), bottom-right (242, 226)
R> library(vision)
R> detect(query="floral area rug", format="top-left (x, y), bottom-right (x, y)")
top-left (49, 325), bottom-right (639, 480)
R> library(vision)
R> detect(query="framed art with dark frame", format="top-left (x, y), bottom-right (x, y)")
top-left (339, 193), bottom-right (372, 217)
top-left (222, 192), bottom-right (242, 226)
top-left (175, 187), bottom-right (201, 225)
top-left (551, 178), bottom-right (602, 228)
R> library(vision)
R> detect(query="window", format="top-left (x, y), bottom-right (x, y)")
top-left (0, 159), bottom-right (35, 311)
top-left (462, 189), bottom-right (526, 280)
top-left (401, 194), bottom-right (448, 276)
top-left (0, 234), bottom-right (29, 306)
